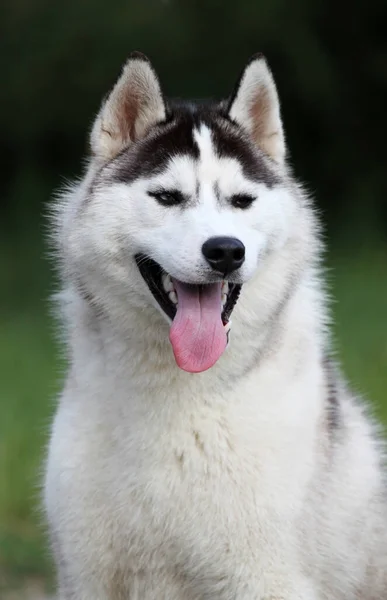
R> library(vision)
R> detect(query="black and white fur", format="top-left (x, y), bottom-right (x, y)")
top-left (44, 53), bottom-right (387, 599)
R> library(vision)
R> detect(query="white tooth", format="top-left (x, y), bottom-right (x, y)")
top-left (169, 290), bottom-right (178, 304)
top-left (162, 273), bottom-right (174, 293)
top-left (222, 281), bottom-right (229, 293)
top-left (222, 293), bottom-right (227, 306)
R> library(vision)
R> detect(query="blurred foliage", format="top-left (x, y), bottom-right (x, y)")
top-left (1, 0), bottom-right (387, 235)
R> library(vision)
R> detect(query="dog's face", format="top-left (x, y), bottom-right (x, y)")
top-left (60, 53), bottom-right (308, 373)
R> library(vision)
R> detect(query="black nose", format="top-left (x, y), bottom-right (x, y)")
top-left (202, 236), bottom-right (245, 274)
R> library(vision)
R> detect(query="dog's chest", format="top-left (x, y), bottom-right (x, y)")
top-left (98, 402), bottom-right (296, 573)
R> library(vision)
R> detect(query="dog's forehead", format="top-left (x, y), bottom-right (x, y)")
top-left (110, 105), bottom-right (279, 188)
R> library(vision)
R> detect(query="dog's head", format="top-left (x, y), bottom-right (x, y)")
top-left (57, 53), bottom-right (314, 373)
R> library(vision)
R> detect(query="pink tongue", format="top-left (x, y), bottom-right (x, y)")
top-left (169, 280), bottom-right (227, 373)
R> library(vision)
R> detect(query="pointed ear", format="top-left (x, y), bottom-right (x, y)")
top-left (90, 52), bottom-right (166, 162)
top-left (228, 55), bottom-right (285, 164)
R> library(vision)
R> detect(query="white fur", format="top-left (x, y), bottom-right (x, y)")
top-left (44, 56), bottom-right (387, 599)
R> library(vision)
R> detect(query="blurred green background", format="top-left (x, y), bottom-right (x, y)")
top-left (1, 0), bottom-right (386, 596)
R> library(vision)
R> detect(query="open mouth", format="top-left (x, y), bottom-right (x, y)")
top-left (135, 254), bottom-right (242, 373)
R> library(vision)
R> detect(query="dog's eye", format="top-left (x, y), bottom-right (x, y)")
top-left (230, 194), bottom-right (255, 209)
top-left (148, 190), bottom-right (184, 206)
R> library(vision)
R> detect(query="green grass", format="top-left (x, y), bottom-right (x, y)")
top-left (0, 237), bottom-right (386, 589)
top-left (0, 234), bottom-right (59, 591)
top-left (327, 246), bottom-right (387, 424)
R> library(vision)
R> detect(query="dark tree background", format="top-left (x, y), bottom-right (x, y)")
top-left (1, 0), bottom-right (386, 238)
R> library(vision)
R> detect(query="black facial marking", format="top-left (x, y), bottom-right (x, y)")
top-left (109, 109), bottom-right (200, 184)
top-left (101, 101), bottom-right (280, 190)
top-left (210, 119), bottom-right (279, 187)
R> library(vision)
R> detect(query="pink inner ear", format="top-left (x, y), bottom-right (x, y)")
top-left (249, 86), bottom-right (270, 144)
top-left (249, 87), bottom-right (282, 161)
top-left (122, 95), bottom-right (140, 142)
top-left (92, 57), bottom-right (166, 162)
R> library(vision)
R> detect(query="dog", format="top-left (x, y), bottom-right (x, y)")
top-left (44, 52), bottom-right (387, 599)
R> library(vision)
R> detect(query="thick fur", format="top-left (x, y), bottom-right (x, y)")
top-left (44, 53), bottom-right (387, 599)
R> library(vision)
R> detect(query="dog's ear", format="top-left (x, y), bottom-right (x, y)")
top-left (90, 52), bottom-right (166, 162)
top-left (228, 55), bottom-right (285, 164)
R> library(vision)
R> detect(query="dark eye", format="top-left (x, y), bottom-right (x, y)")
top-left (148, 190), bottom-right (184, 207)
top-left (230, 194), bottom-right (255, 209)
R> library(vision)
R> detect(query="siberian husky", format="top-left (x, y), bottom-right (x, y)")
top-left (44, 52), bottom-right (387, 598)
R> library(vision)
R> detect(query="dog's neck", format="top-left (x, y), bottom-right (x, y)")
top-left (60, 263), bottom-right (327, 407)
